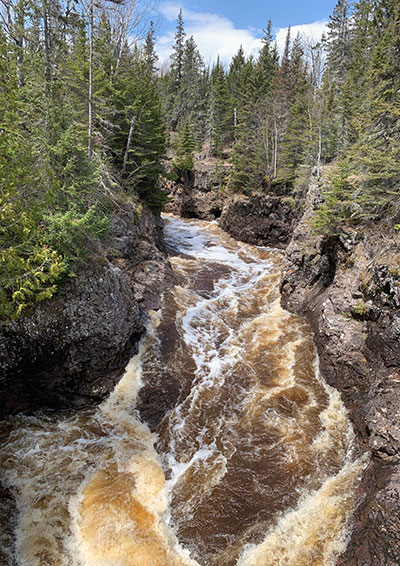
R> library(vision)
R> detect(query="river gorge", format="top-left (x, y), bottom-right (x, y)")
top-left (0, 215), bottom-right (367, 566)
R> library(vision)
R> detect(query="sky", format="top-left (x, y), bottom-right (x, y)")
top-left (154, 0), bottom-right (337, 67)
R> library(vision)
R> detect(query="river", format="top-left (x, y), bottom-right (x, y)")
top-left (0, 214), bottom-right (366, 566)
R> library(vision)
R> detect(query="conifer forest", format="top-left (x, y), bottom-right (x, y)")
top-left (0, 0), bottom-right (399, 318)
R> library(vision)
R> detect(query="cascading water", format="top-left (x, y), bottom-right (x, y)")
top-left (0, 214), bottom-right (366, 566)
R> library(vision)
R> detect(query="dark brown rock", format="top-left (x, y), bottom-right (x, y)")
top-left (219, 193), bottom-right (299, 248)
top-left (280, 171), bottom-right (400, 565)
top-left (164, 160), bottom-right (229, 220)
top-left (0, 483), bottom-right (17, 565)
top-left (0, 204), bottom-right (173, 418)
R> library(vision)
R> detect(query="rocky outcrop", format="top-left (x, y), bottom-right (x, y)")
top-left (165, 160), bottom-right (230, 220)
top-left (219, 193), bottom-right (299, 248)
top-left (280, 172), bottom-right (400, 565)
top-left (0, 204), bottom-right (173, 418)
top-left (165, 160), bottom-right (308, 247)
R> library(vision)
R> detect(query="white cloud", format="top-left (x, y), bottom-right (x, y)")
top-left (156, 2), bottom-right (262, 67)
top-left (275, 20), bottom-right (328, 55)
top-left (156, 3), bottom-right (329, 68)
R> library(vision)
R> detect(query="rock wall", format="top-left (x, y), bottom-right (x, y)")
top-left (219, 193), bottom-right (298, 248)
top-left (0, 204), bottom-right (173, 418)
top-left (164, 161), bottom-right (229, 220)
top-left (165, 161), bottom-right (307, 247)
top-left (280, 173), bottom-right (400, 566)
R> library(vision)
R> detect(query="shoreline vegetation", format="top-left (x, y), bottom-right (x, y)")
top-left (1, 0), bottom-right (399, 319)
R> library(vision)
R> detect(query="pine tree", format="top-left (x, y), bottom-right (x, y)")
top-left (0, 27), bottom-right (66, 317)
top-left (230, 54), bottom-right (265, 192)
top-left (227, 46), bottom-right (251, 139)
top-left (279, 35), bottom-right (312, 177)
top-left (112, 44), bottom-right (166, 207)
top-left (144, 21), bottom-right (158, 73)
top-left (322, 0), bottom-right (354, 156)
top-left (208, 57), bottom-right (230, 156)
top-left (350, 0), bottom-right (400, 217)
top-left (254, 20), bottom-right (279, 98)
top-left (178, 35), bottom-right (206, 141)
top-left (166, 9), bottom-right (186, 129)
top-left (173, 122), bottom-right (196, 184)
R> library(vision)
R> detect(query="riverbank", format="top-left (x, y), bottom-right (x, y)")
top-left (0, 202), bottom-right (173, 418)
top-left (165, 162), bottom-right (400, 566)
top-left (280, 173), bottom-right (400, 565)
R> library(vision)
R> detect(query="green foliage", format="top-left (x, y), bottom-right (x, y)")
top-left (173, 123), bottom-right (197, 184)
top-left (352, 299), bottom-right (367, 317)
top-left (0, 3), bottom-right (168, 318)
top-left (208, 57), bottom-right (231, 156)
top-left (0, 135), bottom-right (66, 317)
top-left (44, 205), bottom-right (110, 264)
top-left (312, 162), bottom-right (367, 234)
top-left (111, 42), bottom-right (167, 208)
top-left (1, 243), bottom-right (67, 318)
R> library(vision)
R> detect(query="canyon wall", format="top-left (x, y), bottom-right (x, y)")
top-left (165, 163), bottom-right (400, 565)
top-left (0, 204), bottom-right (173, 418)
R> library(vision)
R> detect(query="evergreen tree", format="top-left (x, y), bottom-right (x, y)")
top-left (112, 44), bottom-right (166, 207)
top-left (230, 55), bottom-right (267, 193)
top-left (322, 0), bottom-right (354, 156)
top-left (254, 20), bottom-right (279, 98)
top-left (279, 35), bottom-right (312, 177)
top-left (144, 21), bottom-right (158, 73)
top-left (208, 57), bottom-right (230, 156)
top-left (178, 35), bottom-right (206, 141)
top-left (166, 9), bottom-right (186, 128)
top-left (350, 0), bottom-right (400, 216)
top-left (227, 46), bottom-right (252, 139)
top-left (173, 122), bottom-right (196, 184)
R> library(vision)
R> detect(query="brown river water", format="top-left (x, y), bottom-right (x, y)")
top-left (0, 215), bottom-right (366, 566)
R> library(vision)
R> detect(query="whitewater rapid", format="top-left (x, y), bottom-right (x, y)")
top-left (0, 214), bottom-right (366, 566)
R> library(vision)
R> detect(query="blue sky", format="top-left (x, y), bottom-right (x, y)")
top-left (155, 0), bottom-right (336, 67)
top-left (162, 0), bottom-right (336, 30)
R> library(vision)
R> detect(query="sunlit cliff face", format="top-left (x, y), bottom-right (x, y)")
top-left (0, 215), bottom-right (366, 566)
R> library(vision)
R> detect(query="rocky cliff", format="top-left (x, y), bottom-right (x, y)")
top-left (165, 160), bottom-right (307, 247)
top-left (165, 160), bottom-right (229, 220)
top-left (218, 192), bottom-right (299, 248)
top-left (167, 160), bottom-right (400, 564)
top-left (0, 203), bottom-right (173, 418)
top-left (280, 172), bottom-right (400, 566)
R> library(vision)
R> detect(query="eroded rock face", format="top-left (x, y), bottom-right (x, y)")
top-left (281, 173), bottom-right (400, 565)
top-left (219, 193), bottom-right (298, 248)
top-left (164, 161), bottom-right (229, 220)
top-left (0, 204), bottom-right (173, 418)
top-left (165, 161), bottom-right (307, 247)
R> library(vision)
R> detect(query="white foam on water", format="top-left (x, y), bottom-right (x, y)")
top-left (0, 214), bottom-right (367, 566)
top-left (237, 455), bottom-right (368, 566)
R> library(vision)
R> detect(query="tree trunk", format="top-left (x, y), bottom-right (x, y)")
top-left (123, 114), bottom-right (138, 172)
top-left (15, 0), bottom-right (25, 88)
top-left (43, 1), bottom-right (51, 88)
top-left (273, 121), bottom-right (278, 178)
top-left (317, 126), bottom-right (322, 177)
top-left (88, 0), bottom-right (94, 163)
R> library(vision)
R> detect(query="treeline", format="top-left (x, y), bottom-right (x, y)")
top-left (0, 0), bottom-right (166, 317)
top-left (1, 0), bottom-right (399, 317)
top-left (162, 1), bottom-right (400, 231)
